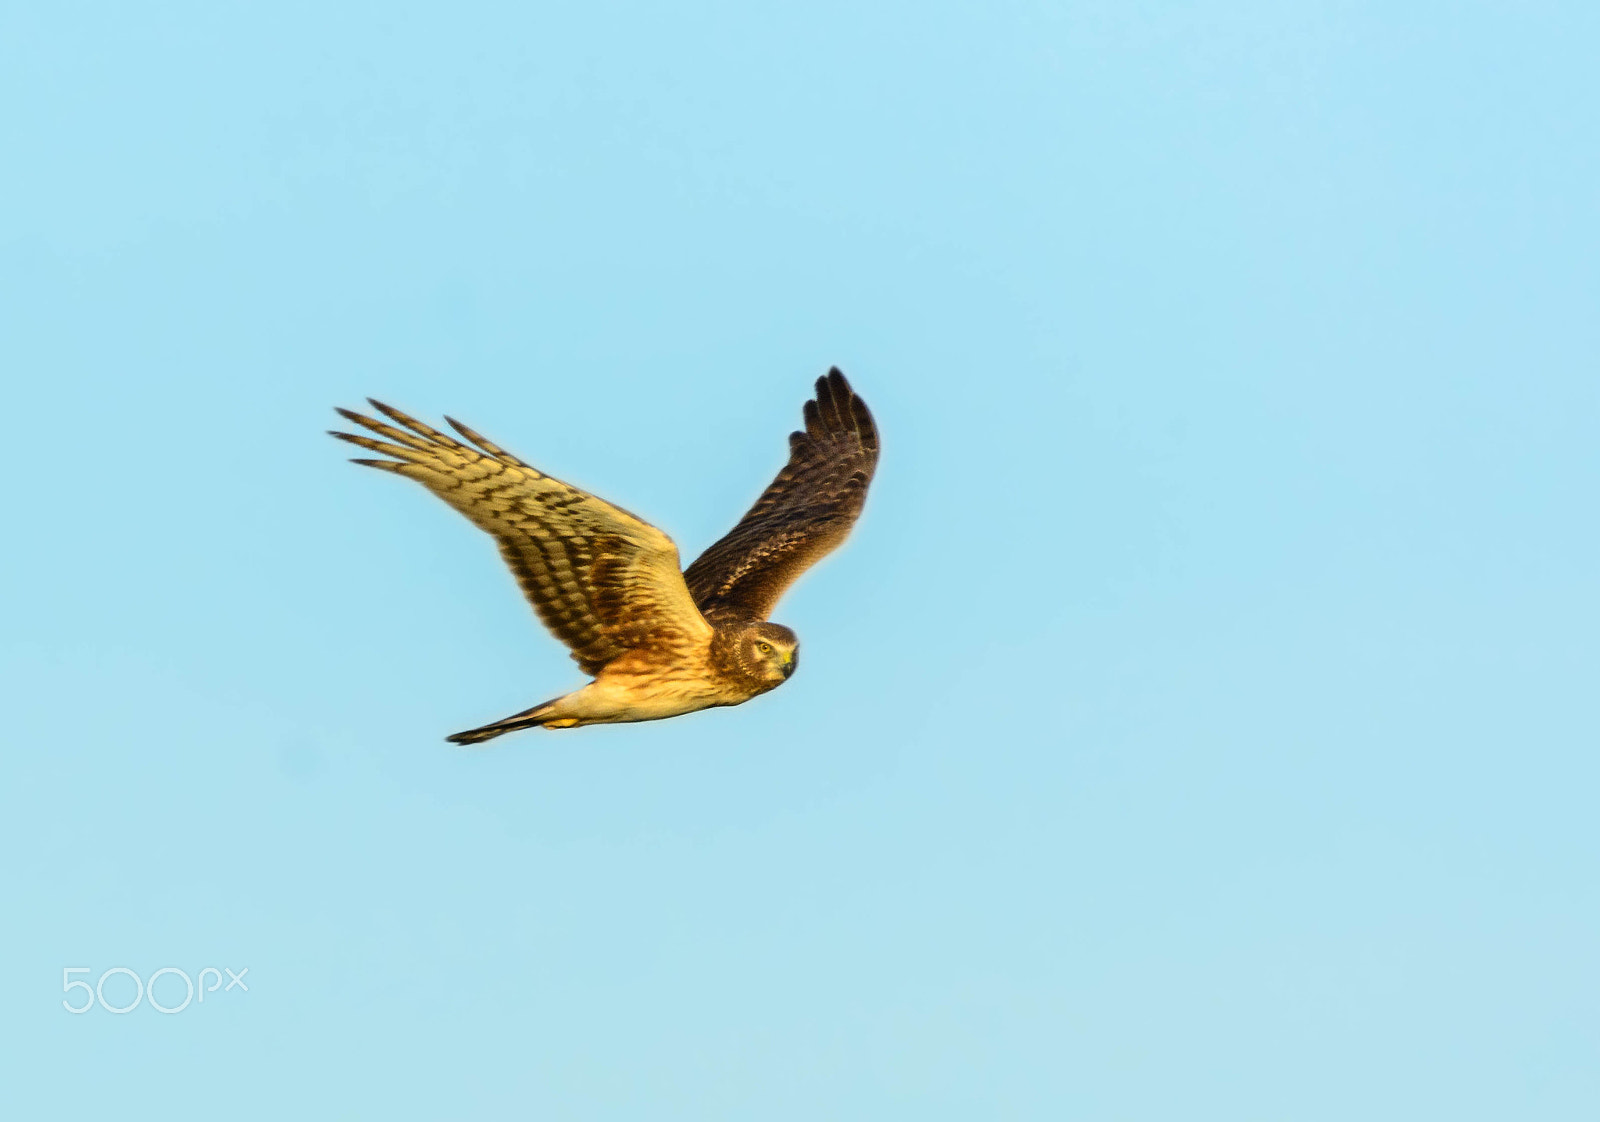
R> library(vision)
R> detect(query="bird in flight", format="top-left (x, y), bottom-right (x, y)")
top-left (331, 369), bottom-right (879, 743)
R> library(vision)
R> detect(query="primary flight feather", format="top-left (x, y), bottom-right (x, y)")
top-left (331, 368), bottom-right (880, 743)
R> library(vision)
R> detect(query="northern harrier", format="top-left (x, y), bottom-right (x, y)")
top-left (332, 369), bottom-right (879, 743)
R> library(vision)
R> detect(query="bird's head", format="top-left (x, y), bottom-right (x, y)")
top-left (740, 621), bottom-right (799, 685)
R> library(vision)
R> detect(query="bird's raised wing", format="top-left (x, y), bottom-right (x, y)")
top-left (332, 402), bottom-right (713, 675)
top-left (684, 369), bottom-right (879, 622)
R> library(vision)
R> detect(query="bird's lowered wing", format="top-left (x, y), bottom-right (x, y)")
top-left (684, 369), bottom-right (880, 622)
top-left (332, 401), bottom-right (713, 675)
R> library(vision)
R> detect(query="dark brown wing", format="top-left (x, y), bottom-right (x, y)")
top-left (332, 401), bottom-right (713, 675)
top-left (684, 369), bottom-right (880, 621)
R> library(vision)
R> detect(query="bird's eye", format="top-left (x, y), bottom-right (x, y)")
top-left (757, 642), bottom-right (772, 654)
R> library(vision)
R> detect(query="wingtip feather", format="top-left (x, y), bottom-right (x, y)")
top-left (802, 398), bottom-right (823, 437)
top-left (808, 366), bottom-right (859, 435)
top-left (366, 399), bottom-right (473, 450)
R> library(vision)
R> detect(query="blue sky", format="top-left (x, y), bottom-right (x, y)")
top-left (2, 2), bottom-right (1596, 1117)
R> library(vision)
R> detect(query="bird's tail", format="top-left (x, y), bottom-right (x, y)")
top-left (446, 698), bottom-right (566, 745)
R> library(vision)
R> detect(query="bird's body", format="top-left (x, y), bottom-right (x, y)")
top-left (485, 619), bottom-right (797, 736)
top-left (331, 369), bottom-right (877, 743)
